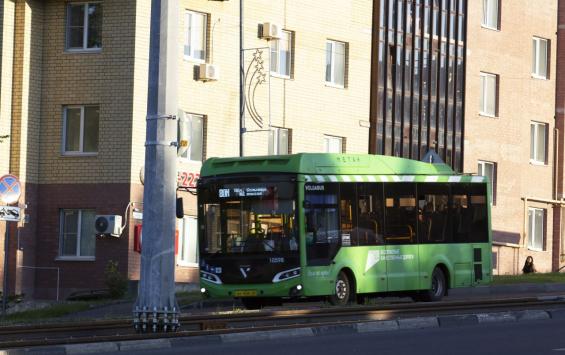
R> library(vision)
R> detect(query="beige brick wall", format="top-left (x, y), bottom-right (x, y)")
top-left (10, 0), bottom-right (43, 185)
top-left (0, 0), bottom-right (14, 176)
top-left (130, 0), bottom-right (372, 180)
top-left (465, 0), bottom-right (558, 274)
top-left (39, 0), bottom-right (137, 184)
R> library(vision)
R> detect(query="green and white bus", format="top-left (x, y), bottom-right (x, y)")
top-left (198, 153), bottom-right (491, 309)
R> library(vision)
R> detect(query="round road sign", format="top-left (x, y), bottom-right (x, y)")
top-left (0, 175), bottom-right (21, 205)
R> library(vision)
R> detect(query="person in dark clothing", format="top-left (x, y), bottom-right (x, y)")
top-left (522, 256), bottom-right (536, 274)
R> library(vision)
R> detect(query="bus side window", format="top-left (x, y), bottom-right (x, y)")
top-left (339, 183), bottom-right (357, 246)
top-left (357, 183), bottom-right (384, 245)
top-left (384, 183), bottom-right (417, 245)
top-left (417, 183), bottom-right (450, 244)
top-left (451, 183), bottom-right (488, 243)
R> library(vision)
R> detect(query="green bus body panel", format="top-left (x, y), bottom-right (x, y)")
top-left (199, 153), bottom-right (492, 300)
top-left (200, 153), bottom-right (455, 177)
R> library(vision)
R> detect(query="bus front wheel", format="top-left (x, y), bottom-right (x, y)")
top-left (329, 271), bottom-right (353, 306)
top-left (421, 267), bottom-right (446, 302)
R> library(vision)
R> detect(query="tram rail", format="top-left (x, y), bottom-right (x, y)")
top-left (1, 295), bottom-right (564, 350)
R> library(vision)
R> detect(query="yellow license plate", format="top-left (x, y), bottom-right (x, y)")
top-left (234, 290), bottom-right (257, 297)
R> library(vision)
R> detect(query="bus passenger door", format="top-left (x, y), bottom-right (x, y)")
top-left (357, 183), bottom-right (388, 293)
top-left (383, 183), bottom-right (420, 292)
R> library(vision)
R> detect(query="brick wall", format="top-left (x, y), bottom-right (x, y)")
top-left (465, 0), bottom-right (558, 274)
top-left (34, 183), bottom-right (130, 299)
top-left (39, 0), bottom-right (137, 185)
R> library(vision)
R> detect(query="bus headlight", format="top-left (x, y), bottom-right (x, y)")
top-left (200, 271), bottom-right (223, 285)
top-left (272, 267), bottom-right (301, 283)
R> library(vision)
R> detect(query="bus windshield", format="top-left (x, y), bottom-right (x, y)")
top-left (199, 181), bottom-right (298, 255)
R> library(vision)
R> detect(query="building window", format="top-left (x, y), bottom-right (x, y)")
top-left (270, 30), bottom-right (292, 78)
top-left (479, 72), bottom-right (497, 117)
top-left (325, 40), bottom-right (346, 87)
top-left (478, 160), bottom-right (496, 205)
top-left (59, 209), bottom-right (96, 259)
top-left (63, 106), bottom-right (99, 155)
top-left (324, 135), bottom-right (343, 153)
top-left (178, 113), bottom-right (204, 161)
top-left (482, 0), bottom-right (499, 30)
top-left (66, 2), bottom-right (102, 50)
top-left (528, 207), bottom-right (545, 251)
top-left (177, 216), bottom-right (198, 266)
top-left (530, 121), bottom-right (548, 164)
top-left (269, 127), bottom-right (289, 155)
top-left (532, 37), bottom-right (549, 79)
top-left (184, 10), bottom-right (207, 62)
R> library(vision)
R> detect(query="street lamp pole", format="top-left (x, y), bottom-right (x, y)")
top-left (239, 0), bottom-right (245, 157)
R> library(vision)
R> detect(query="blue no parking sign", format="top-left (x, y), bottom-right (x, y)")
top-left (0, 175), bottom-right (21, 205)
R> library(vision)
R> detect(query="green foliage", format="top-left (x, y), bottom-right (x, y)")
top-left (104, 260), bottom-right (127, 299)
top-left (1, 302), bottom-right (92, 324)
top-left (493, 272), bottom-right (565, 285)
top-left (0, 135), bottom-right (9, 144)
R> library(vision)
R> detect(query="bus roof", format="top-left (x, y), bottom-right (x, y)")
top-left (200, 153), bottom-right (456, 177)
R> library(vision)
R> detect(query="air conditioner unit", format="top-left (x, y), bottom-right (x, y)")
top-left (198, 63), bottom-right (220, 81)
top-left (260, 22), bottom-right (281, 40)
top-left (95, 215), bottom-right (123, 237)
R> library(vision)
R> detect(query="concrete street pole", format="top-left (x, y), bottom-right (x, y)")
top-left (134, 0), bottom-right (180, 332)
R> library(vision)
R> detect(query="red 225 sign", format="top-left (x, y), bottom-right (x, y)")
top-left (177, 172), bottom-right (200, 188)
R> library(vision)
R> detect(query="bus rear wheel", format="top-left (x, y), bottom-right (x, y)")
top-left (329, 271), bottom-right (353, 306)
top-left (421, 267), bottom-right (446, 302)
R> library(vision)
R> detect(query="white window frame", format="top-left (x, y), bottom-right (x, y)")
top-left (478, 160), bottom-right (496, 205)
top-left (479, 72), bottom-right (497, 117)
top-left (177, 216), bottom-right (199, 267)
top-left (528, 207), bottom-right (545, 252)
top-left (184, 10), bottom-right (207, 63)
top-left (530, 121), bottom-right (548, 165)
top-left (481, 0), bottom-right (499, 31)
top-left (66, 2), bottom-right (102, 52)
top-left (532, 37), bottom-right (549, 79)
top-left (269, 127), bottom-right (289, 155)
top-left (57, 209), bottom-right (96, 261)
top-left (325, 40), bottom-right (346, 88)
top-left (178, 113), bottom-right (204, 162)
top-left (62, 105), bottom-right (99, 156)
top-left (324, 135), bottom-right (343, 153)
top-left (270, 30), bottom-right (292, 79)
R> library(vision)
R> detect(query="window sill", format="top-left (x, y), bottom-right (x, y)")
top-left (481, 24), bottom-right (500, 32)
top-left (527, 247), bottom-right (545, 253)
top-left (184, 56), bottom-right (205, 64)
top-left (531, 74), bottom-right (549, 80)
top-left (478, 112), bottom-right (497, 118)
top-left (177, 158), bottom-right (203, 164)
top-left (177, 262), bottom-right (199, 268)
top-left (325, 82), bottom-right (346, 89)
top-left (529, 160), bottom-right (548, 166)
top-left (270, 73), bottom-right (292, 80)
top-left (55, 256), bottom-right (95, 262)
top-left (64, 48), bottom-right (102, 54)
top-left (61, 152), bottom-right (98, 157)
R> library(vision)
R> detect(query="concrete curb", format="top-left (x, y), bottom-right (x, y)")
top-left (1, 308), bottom-right (562, 354)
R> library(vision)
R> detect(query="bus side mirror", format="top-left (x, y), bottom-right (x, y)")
top-left (176, 197), bottom-right (184, 219)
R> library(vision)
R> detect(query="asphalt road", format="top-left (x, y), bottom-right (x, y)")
top-left (102, 317), bottom-right (565, 355)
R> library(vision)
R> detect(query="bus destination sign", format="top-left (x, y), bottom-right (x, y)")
top-left (219, 186), bottom-right (272, 198)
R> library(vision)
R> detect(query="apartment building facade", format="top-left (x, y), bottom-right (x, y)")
top-left (465, 0), bottom-right (561, 275)
top-left (1, 0), bottom-right (564, 300)
top-left (0, 0), bottom-right (372, 299)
